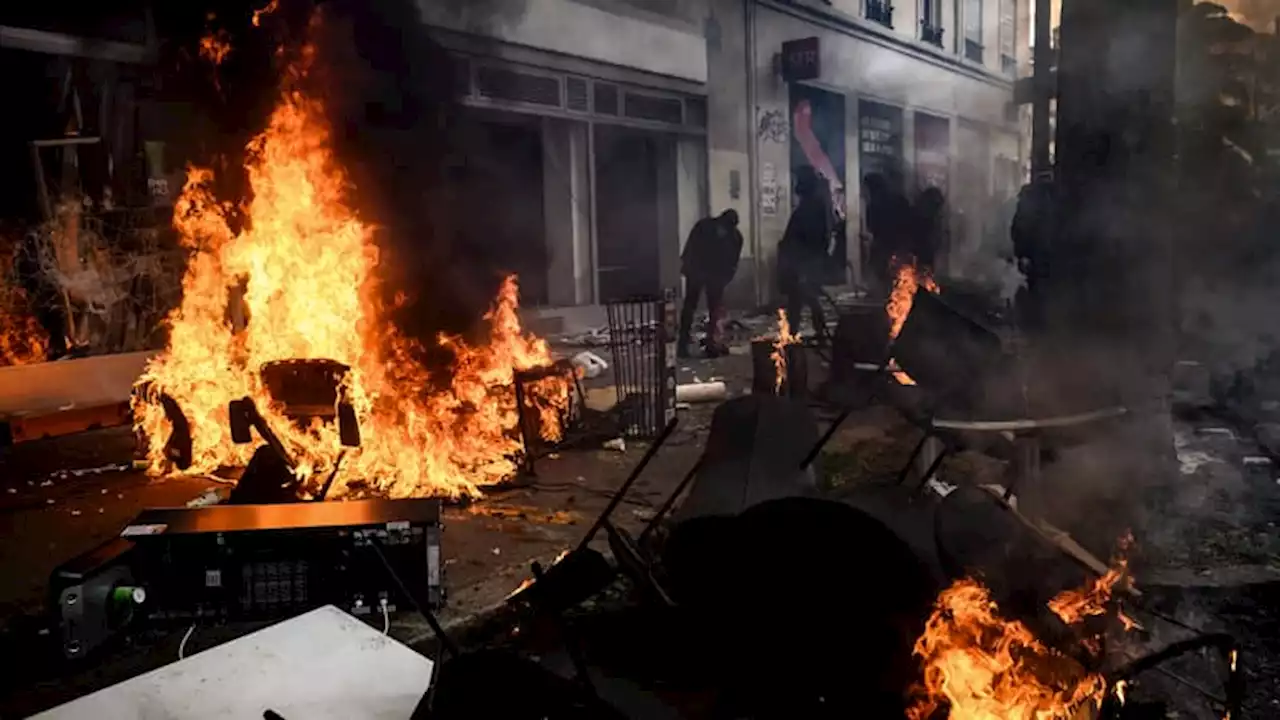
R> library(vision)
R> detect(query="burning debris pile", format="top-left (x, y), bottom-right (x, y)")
top-left (886, 258), bottom-right (939, 385)
top-left (910, 537), bottom-right (1137, 720)
top-left (134, 39), bottom-right (569, 499)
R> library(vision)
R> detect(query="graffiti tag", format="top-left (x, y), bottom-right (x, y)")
top-left (757, 108), bottom-right (788, 144)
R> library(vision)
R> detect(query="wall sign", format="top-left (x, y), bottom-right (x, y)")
top-left (781, 37), bottom-right (821, 82)
top-left (858, 100), bottom-right (905, 190)
top-left (914, 112), bottom-right (951, 195)
top-left (760, 162), bottom-right (779, 216)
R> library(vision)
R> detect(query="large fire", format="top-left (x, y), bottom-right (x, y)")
top-left (910, 538), bottom-right (1137, 720)
top-left (134, 43), bottom-right (568, 499)
top-left (886, 259), bottom-right (938, 386)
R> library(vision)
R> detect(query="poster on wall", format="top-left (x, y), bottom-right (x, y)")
top-left (858, 100), bottom-right (905, 190)
top-left (789, 83), bottom-right (847, 281)
top-left (914, 112), bottom-right (950, 195)
top-left (760, 162), bottom-right (779, 216)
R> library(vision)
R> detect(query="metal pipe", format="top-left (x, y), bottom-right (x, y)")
top-left (1031, 0), bottom-right (1054, 175)
top-left (745, 0), bottom-right (763, 305)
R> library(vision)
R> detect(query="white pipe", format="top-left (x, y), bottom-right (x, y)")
top-left (675, 381), bottom-right (728, 404)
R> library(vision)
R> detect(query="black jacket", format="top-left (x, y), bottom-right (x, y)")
top-left (682, 218), bottom-right (743, 285)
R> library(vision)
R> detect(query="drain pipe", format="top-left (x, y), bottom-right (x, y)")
top-left (744, 0), bottom-right (763, 306)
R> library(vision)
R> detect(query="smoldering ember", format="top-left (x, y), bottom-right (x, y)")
top-left (0, 0), bottom-right (1277, 718)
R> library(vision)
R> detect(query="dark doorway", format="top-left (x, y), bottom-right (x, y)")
top-left (594, 125), bottom-right (661, 301)
top-left (454, 110), bottom-right (548, 305)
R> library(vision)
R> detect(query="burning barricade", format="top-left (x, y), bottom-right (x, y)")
top-left (133, 39), bottom-right (571, 500)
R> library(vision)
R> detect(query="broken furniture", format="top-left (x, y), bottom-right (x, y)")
top-left (935, 484), bottom-right (1245, 720)
top-left (513, 359), bottom-right (586, 476)
top-left (887, 289), bottom-right (1128, 508)
top-left (226, 359), bottom-right (361, 503)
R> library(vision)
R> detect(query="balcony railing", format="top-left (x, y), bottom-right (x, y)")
top-left (921, 21), bottom-right (945, 48)
top-left (866, 0), bottom-right (894, 28)
top-left (964, 39), bottom-right (984, 63)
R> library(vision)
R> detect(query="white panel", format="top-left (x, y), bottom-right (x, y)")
top-left (34, 606), bottom-right (434, 720)
top-left (0, 351), bottom-right (153, 417)
top-left (420, 0), bottom-right (708, 83)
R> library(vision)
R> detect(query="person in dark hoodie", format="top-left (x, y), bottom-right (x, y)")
top-left (777, 166), bottom-right (833, 342)
top-left (678, 209), bottom-right (743, 358)
top-left (912, 185), bottom-right (947, 275)
top-left (862, 172), bottom-right (913, 292)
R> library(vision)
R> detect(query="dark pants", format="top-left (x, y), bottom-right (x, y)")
top-left (679, 277), bottom-right (727, 349)
top-left (785, 282), bottom-right (827, 343)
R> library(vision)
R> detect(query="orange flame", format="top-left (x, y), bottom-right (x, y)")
top-left (133, 42), bottom-right (567, 499)
top-left (253, 0), bottom-right (279, 27)
top-left (199, 31), bottom-right (232, 66)
top-left (909, 579), bottom-right (1107, 720)
top-left (770, 308), bottom-right (799, 393)
top-left (0, 242), bottom-right (48, 366)
top-left (1047, 533), bottom-right (1140, 630)
top-left (912, 536), bottom-right (1139, 719)
top-left (886, 259), bottom-right (937, 386)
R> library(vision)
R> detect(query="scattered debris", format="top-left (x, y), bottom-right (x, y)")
top-left (5, 488), bottom-right (14, 494)
top-left (571, 351), bottom-right (609, 378)
top-left (70, 510), bottom-right (81, 517)
top-left (603, 438), bottom-right (626, 452)
top-left (491, 547), bottom-right (501, 556)
top-left (186, 489), bottom-right (223, 508)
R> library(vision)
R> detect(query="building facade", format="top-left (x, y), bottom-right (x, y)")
top-left (708, 0), bottom-right (1031, 304)
top-left (422, 0), bottom-right (1031, 317)
top-left (419, 0), bottom-right (711, 321)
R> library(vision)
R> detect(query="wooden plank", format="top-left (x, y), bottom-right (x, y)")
top-left (4, 401), bottom-right (133, 445)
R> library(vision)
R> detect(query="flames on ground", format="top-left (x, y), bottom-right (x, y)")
top-left (910, 535), bottom-right (1137, 720)
top-left (134, 39), bottom-right (569, 499)
top-left (886, 258), bottom-right (938, 386)
top-left (771, 308), bottom-right (800, 392)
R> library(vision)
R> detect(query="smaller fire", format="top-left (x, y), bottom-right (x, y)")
top-left (199, 31), bottom-right (232, 66)
top-left (504, 548), bottom-right (571, 600)
top-left (911, 535), bottom-right (1140, 720)
top-left (885, 259), bottom-right (938, 386)
top-left (1047, 532), bottom-right (1141, 632)
top-left (770, 308), bottom-right (800, 393)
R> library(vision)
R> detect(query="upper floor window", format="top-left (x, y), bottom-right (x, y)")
top-left (866, 0), bottom-right (895, 28)
top-left (921, 0), bottom-right (945, 47)
top-left (963, 0), bottom-right (983, 63)
top-left (999, 0), bottom-right (1017, 75)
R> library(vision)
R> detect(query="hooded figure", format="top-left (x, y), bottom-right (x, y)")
top-left (777, 166), bottom-right (833, 341)
top-left (679, 209), bottom-right (743, 358)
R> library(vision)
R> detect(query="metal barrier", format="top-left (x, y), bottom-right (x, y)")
top-left (605, 291), bottom-right (676, 439)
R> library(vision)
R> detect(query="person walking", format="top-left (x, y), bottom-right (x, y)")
top-left (777, 166), bottom-right (834, 342)
top-left (678, 209), bottom-right (743, 358)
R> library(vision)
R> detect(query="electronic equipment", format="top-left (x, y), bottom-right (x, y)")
top-left (48, 537), bottom-right (144, 660)
top-left (50, 498), bottom-right (443, 660)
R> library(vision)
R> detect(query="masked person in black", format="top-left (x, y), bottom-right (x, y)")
top-left (678, 209), bottom-right (743, 358)
top-left (777, 166), bottom-right (833, 343)
top-left (912, 186), bottom-right (946, 275)
top-left (862, 173), bottom-right (913, 293)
